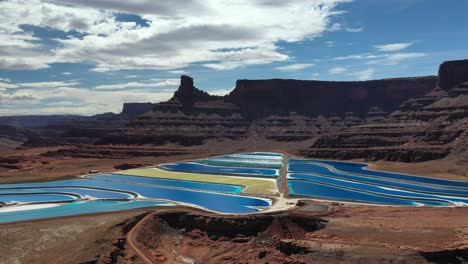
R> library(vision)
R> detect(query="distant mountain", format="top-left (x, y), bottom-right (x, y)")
top-left (0, 115), bottom-right (83, 129)
top-left (100, 59), bottom-right (468, 162)
top-left (101, 73), bottom-right (437, 150)
top-left (0, 102), bottom-right (155, 146)
top-left (4, 59), bottom-right (467, 163)
top-left (0, 102), bottom-right (154, 129)
top-left (300, 59), bottom-right (468, 162)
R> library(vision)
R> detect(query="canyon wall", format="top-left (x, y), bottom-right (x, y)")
top-left (437, 59), bottom-right (468, 90)
top-left (301, 60), bottom-right (468, 161)
top-left (6, 59), bottom-right (467, 163)
top-left (102, 59), bottom-right (468, 162)
top-left (121, 103), bottom-right (155, 119)
top-left (228, 77), bottom-right (437, 119)
top-left (101, 73), bottom-right (437, 149)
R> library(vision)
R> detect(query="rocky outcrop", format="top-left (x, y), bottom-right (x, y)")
top-left (437, 59), bottom-right (468, 90)
top-left (121, 103), bottom-right (154, 119)
top-left (300, 60), bottom-right (468, 161)
top-left (100, 76), bottom-right (251, 145)
top-left (132, 211), bottom-right (330, 264)
top-left (101, 111), bottom-right (251, 145)
top-left (101, 74), bottom-right (436, 146)
top-left (127, 208), bottom-right (468, 264)
top-left (173, 75), bottom-right (218, 111)
top-left (228, 77), bottom-right (437, 119)
top-left (6, 59), bottom-right (467, 163)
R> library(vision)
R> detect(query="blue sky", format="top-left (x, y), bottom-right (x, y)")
top-left (0, 0), bottom-right (467, 115)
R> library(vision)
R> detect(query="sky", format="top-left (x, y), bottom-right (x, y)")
top-left (0, 0), bottom-right (467, 116)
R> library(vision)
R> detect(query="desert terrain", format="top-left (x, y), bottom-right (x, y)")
top-left (0, 59), bottom-right (468, 263)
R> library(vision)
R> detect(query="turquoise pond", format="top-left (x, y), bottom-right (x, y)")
top-left (0, 177), bottom-right (271, 214)
top-left (0, 152), bottom-right (277, 223)
top-left (1, 152), bottom-right (467, 224)
top-left (287, 159), bottom-right (468, 206)
top-left (159, 162), bottom-right (279, 177)
top-left (195, 158), bottom-right (282, 169)
top-left (0, 200), bottom-right (173, 224)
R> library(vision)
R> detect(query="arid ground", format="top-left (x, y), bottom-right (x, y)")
top-left (1, 142), bottom-right (467, 264)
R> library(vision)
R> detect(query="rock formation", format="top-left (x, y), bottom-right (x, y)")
top-left (101, 77), bottom-right (249, 145)
top-left (121, 103), bottom-right (154, 119)
top-left (14, 103), bottom-right (157, 146)
top-left (3, 59), bottom-right (467, 163)
top-left (300, 60), bottom-right (468, 162)
top-left (101, 72), bottom-right (436, 147)
top-left (437, 59), bottom-right (468, 90)
top-left (229, 77), bottom-right (437, 119)
top-left (100, 59), bottom-right (468, 162)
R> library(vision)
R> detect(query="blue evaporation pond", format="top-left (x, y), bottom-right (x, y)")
top-left (287, 180), bottom-right (448, 206)
top-left (223, 154), bottom-right (283, 161)
top-left (242, 152), bottom-right (283, 157)
top-left (287, 163), bottom-right (468, 197)
top-left (0, 194), bottom-right (76, 204)
top-left (0, 187), bottom-right (134, 199)
top-left (0, 200), bottom-right (172, 224)
top-left (288, 173), bottom-right (466, 205)
top-left (291, 159), bottom-right (468, 189)
top-left (0, 179), bottom-right (271, 214)
top-left (196, 158), bottom-right (282, 169)
top-left (88, 174), bottom-right (244, 194)
top-left (159, 162), bottom-right (279, 178)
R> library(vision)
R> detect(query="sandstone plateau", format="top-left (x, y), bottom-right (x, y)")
top-left (93, 59), bottom-right (467, 163)
top-left (1, 59), bottom-right (467, 166)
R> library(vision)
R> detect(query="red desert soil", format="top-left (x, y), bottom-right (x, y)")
top-left (122, 206), bottom-right (468, 264)
top-left (0, 210), bottom-right (152, 264)
top-left (0, 144), bottom-right (467, 264)
top-left (370, 158), bottom-right (468, 181)
top-left (0, 144), bottom-right (207, 184)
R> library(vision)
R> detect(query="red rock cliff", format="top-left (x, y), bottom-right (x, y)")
top-left (227, 77), bottom-right (437, 119)
top-left (437, 59), bottom-right (468, 90)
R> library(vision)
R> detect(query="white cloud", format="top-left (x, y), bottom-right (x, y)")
top-left (0, 78), bottom-right (11, 82)
top-left (95, 79), bottom-right (179, 90)
top-left (52, 0), bottom-right (208, 16)
top-left (275, 63), bottom-right (315, 71)
top-left (345, 27), bottom-right (363, 32)
top-left (325, 41), bottom-right (336, 47)
top-left (61, 72), bottom-right (72, 75)
top-left (209, 88), bottom-right (232, 96)
top-left (327, 23), bottom-right (363, 32)
top-left (0, 0), bottom-right (119, 70)
top-left (328, 23), bottom-right (342, 31)
top-left (328, 66), bottom-right (347, 75)
top-left (367, 52), bottom-right (426, 65)
top-left (0, 82), bottom-right (19, 89)
top-left (0, 55), bottom-right (55, 70)
top-left (168, 70), bottom-right (188, 75)
top-left (0, 86), bottom-right (175, 115)
top-left (349, 68), bottom-right (375, 80)
top-left (333, 53), bottom-right (379, 60)
top-left (374, 42), bottom-right (413, 52)
top-left (17, 81), bottom-right (80, 88)
top-left (332, 52), bottom-right (426, 65)
top-left (0, 0), bottom-right (349, 71)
